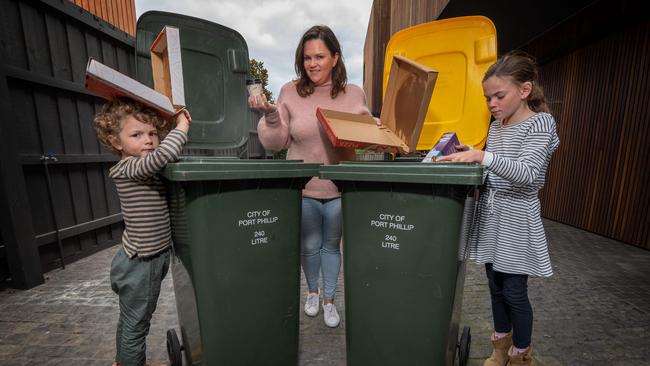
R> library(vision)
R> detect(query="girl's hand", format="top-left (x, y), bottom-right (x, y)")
top-left (248, 94), bottom-right (278, 115)
top-left (436, 149), bottom-right (484, 163)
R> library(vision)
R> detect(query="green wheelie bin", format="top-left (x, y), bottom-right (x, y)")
top-left (163, 159), bottom-right (320, 366)
top-left (133, 12), bottom-right (321, 366)
top-left (320, 161), bottom-right (482, 366)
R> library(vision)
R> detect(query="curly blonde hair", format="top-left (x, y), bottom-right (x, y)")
top-left (94, 98), bottom-right (172, 155)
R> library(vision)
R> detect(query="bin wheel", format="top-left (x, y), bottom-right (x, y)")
top-left (457, 325), bottom-right (471, 366)
top-left (167, 328), bottom-right (183, 366)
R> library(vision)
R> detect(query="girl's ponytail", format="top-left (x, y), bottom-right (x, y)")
top-left (484, 51), bottom-right (550, 114)
top-left (528, 83), bottom-right (550, 113)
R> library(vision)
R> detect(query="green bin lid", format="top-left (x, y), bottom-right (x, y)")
top-left (162, 159), bottom-right (321, 181)
top-left (319, 162), bottom-right (483, 185)
top-left (136, 11), bottom-right (251, 150)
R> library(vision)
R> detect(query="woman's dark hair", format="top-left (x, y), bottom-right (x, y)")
top-left (483, 50), bottom-right (550, 113)
top-left (294, 25), bottom-right (347, 99)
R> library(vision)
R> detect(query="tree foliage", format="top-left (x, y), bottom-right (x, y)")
top-left (249, 58), bottom-right (285, 158)
top-left (249, 59), bottom-right (274, 103)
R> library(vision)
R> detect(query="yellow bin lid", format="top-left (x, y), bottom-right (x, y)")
top-left (383, 16), bottom-right (497, 150)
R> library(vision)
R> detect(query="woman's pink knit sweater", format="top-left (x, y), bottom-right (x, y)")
top-left (258, 81), bottom-right (371, 199)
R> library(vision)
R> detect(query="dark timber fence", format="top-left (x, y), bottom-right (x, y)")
top-left (0, 0), bottom-right (135, 289)
top-left (0, 0), bottom-right (270, 289)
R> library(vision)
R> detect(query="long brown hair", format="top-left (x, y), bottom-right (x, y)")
top-left (294, 25), bottom-right (347, 99)
top-left (483, 51), bottom-right (550, 113)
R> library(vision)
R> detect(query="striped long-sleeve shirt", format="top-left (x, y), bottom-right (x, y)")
top-left (109, 128), bottom-right (188, 258)
top-left (468, 112), bottom-right (560, 277)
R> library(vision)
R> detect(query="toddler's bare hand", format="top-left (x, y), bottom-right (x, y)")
top-left (176, 109), bottom-right (191, 124)
top-left (174, 109), bottom-right (191, 133)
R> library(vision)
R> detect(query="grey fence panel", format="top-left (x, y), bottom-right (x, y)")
top-left (0, 0), bottom-right (135, 287)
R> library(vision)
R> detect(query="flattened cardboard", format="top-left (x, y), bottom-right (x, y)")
top-left (85, 58), bottom-right (175, 119)
top-left (317, 55), bottom-right (437, 153)
top-left (316, 109), bottom-right (404, 150)
top-left (150, 26), bottom-right (185, 108)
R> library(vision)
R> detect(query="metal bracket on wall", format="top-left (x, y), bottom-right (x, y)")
top-left (40, 153), bottom-right (65, 270)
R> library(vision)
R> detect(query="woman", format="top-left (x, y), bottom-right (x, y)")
top-left (249, 25), bottom-right (371, 328)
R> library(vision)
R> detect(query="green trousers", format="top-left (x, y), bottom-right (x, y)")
top-left (110, 246), bottom-right (170, 366)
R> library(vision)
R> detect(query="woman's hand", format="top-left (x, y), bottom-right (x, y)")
top-left (436, 149), bottom-right (484, 163)
top-left (248, 93), bottom-right (278, 115)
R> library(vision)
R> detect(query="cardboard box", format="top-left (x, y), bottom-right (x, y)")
top-left (317, 55), bottom-right (437, 153)
top-left (421, 132), bottom-right (460, 162)
top-left (150, 26), bottom-right (186, 109)
top-left (85, 58), bottom-right (176, 119)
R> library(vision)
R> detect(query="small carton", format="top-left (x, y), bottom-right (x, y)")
top-left (150, 26), bottom-right (185, 109)
top-left (85, 58), bottom-right (175, 119)
top-left (316, 55), bottom-right (437, 153)
top-left (421, 132), bottom-right (460, 162)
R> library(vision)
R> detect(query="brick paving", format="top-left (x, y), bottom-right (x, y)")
top-left (0, 219), bottom-right (649, 365)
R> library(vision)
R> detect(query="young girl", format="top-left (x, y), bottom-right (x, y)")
top-left (438, 51), bottom-right (560, 366)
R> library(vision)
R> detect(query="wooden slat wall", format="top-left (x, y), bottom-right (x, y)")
top-left (536, 19), bottom-right (650, 250)
top-left (68, 0), bottom-right (136, 36)
top-left (0, 0), bottom-right (136, 288)
top-left (389, 0), bottom-right (447, 35)
top-left (363, 1), bottom-right (390, 116)
top-left (363, 0), bottom-right (449, 115)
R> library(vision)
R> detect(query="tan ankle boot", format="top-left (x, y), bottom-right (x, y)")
top-left (508, 346), bottom-right (534, 366)
top-left (483, 333), bottom-right (512, 366)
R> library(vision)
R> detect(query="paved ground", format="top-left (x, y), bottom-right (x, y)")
top-left (0, 219), bottom-right (649, 365)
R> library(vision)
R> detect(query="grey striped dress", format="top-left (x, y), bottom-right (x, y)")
top-left (109, 129), bottom-right (188, 258)
top-left (468, 112), bottom-right (560, 277)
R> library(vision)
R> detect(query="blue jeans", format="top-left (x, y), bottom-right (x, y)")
top-left (485, 263), bottom-right (533, 348)
top-left (301, 197), bottom-right (342, 300)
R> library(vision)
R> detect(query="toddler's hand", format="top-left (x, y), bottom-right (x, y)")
top-left (175, 109), bottom-right (191, 133)
top-left (455, 143), bottom-right (472, 152)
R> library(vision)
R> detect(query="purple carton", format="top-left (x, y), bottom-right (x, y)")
top-left (421, 132), bottom-right (460, 162)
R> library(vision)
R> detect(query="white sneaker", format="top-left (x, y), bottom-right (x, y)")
top-left (304, 292), bottom-right (319, 317)
top-left (323, 302), bottom-right (340, 328)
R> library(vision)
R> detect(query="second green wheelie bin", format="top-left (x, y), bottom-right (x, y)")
top-left (320, 162), bottom-right (483, 366)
